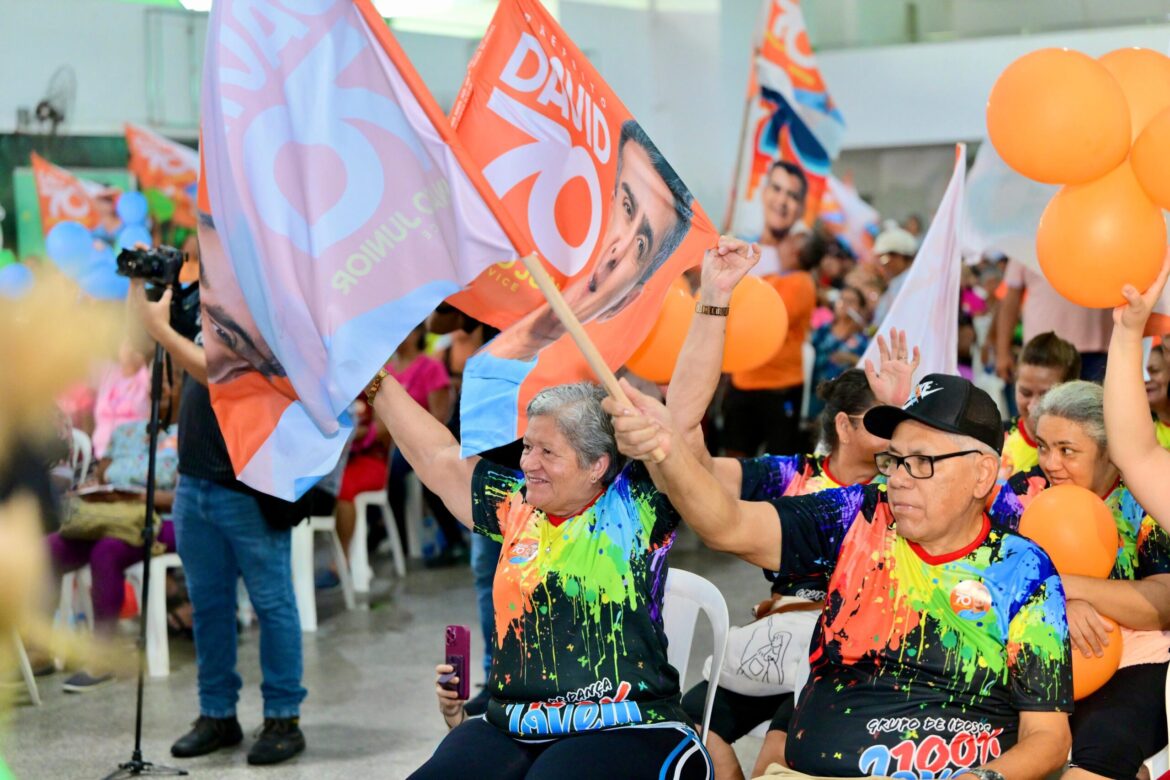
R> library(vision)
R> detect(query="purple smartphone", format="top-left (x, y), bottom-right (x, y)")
top-left (443, 624), bottom-right (471, 701)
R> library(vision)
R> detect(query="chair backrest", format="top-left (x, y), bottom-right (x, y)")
top-left (800, 340), bottom-right (816, 420)
top-left (662, 568), bottom-right (729, 744)
top-left (70, 428), bottom-right (92, 487)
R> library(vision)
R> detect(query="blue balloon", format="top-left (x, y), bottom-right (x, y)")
top-left (45, 220), bottom-right (93, 271)
top-left (0, 263), bottom-right (33, 298)
top-left (118, 225), bottom-right (153, 251)
top-left (79, 246), bottom-right (129, 300)
top-left (116, 191), bottom-right (149, 225)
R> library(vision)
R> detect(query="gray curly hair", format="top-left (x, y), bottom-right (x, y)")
top-left (526, 382), bottom-right (625, 485)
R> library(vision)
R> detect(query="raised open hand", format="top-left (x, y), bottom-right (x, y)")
top-left (863, 328), bottom-right (920, 407)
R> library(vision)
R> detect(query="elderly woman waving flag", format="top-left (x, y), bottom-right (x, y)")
top-left (370, 238), bottom-right (758, 780)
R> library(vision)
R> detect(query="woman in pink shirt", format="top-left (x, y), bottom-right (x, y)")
top-left (91, 340), bottom-right (150, 459)
top-left (329, 325), bottom-right (450, 580)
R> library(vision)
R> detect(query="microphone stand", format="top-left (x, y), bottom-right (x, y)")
top-left (104, 285), bottom-right (187, 779)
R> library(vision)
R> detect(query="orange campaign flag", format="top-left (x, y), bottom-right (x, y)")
top-left (124, 123), bottom-right (199, 228)
top-left (30, 152), bottom-right (102, 233)
top-left (448, 0), bottom-right (717, 454)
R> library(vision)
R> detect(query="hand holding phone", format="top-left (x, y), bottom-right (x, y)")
top-left (443, 624), bottom-right (471, 701)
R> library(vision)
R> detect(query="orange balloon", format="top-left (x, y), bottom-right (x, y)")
top-left (1132, 107), bottom-right (1170, 211)
top-left (722, 276), bottom-right (788, 373)
top-left (1072, 625), bottom-right (1123, 700)
top-left (987, 49), bottom-right (1130, 184)
top-left (1100, 48), bottom-right (1170, 140)
top-left (625, 286), bottom-right (694, 384)
top-left (1018, 484), bottom-right (1119, 577)
top-left (1036, 160), bottom-right (1166, 308)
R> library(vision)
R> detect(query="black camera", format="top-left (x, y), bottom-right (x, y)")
top-left (116, 245), bottom-right (186, 288)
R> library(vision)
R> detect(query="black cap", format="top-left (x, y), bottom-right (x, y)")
top-left (863, 374), bottom-right (1003, 455)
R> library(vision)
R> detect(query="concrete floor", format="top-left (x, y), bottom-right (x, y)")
top-left (4, 530), bottom-right (765, 779)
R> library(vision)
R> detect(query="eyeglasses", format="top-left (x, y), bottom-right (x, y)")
top-left (874, 450), bottom-right (981, 479)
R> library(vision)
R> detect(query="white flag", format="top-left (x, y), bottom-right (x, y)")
top-left (864, 144), bottom-right (966, 380)
top-left (961, 141), bottom-right (1056, 272)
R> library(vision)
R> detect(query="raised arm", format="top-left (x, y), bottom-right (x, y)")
top-left (370, 374), bottom-right (478, 528)
top-left (666, 236), bottom-right (760, 436)
top-left (1105, 256), bottom-right (1170, 525)
top-left (606, 379), bottom-right (781, 570)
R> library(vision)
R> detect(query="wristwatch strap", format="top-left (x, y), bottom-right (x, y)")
top-left (695, 303), bottom-right (730, 317)
top-left (967, 769), bottom-right (1006, 780)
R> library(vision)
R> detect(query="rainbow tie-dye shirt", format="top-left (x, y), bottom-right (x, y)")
top-left (1000, 418), bottom-right (1039, 477)
top-left (471, 460), bottom-right (688, 739)
top-left (769, 483), bottom-right (1071, 778)
top-left (990, 468), bottom-right (1170, 587)
top-left (740, 453), bottom-right (885, 599)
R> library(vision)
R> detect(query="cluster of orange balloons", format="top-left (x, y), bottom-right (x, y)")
top-left (987, 47), bottom-right (1170, 308)
top-left (1017, 484), bottom-right (1122, 699)
top-left (626, 276), bottom-right (789, 384)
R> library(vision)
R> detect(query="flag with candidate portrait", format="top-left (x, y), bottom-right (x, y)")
top-left (125, 123), bottom-right (200, 229)
top-left (30, 152), bottom-right (103, 233)
top-left (199, 0), bottom-right (517, 499)
top-left (448, 0), bottom-right (718, 455)
top-left (725, 0), bottom-right (845, 237)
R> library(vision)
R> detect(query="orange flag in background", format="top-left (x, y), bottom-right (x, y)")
top-left (449, 0), bottom-right (717, 454)
top-left (30, 152), bottom-right (102, 233)
top-left (125, 123), bottom-right (199, 228)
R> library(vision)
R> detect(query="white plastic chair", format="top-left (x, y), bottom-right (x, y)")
top-left (124, 553), bottom-right (184, 677)
top-left (799, 341), bottom-right (816, 421)
top-left (12, 630), bottom-right (41, 706)
top-left (308, 515), bottom-right (356, 610)
top-left (662, 568), bottom-right (729, 744)
top-left (57, 567), bottom-right (95, 634)
top-left (354, 490), bottom-right (405, 580)
top-left (1142, 665), bottom-right (1170, 775)
top-left (69, 428), bottom-right (92, 487)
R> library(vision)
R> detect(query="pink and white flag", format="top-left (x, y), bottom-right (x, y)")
top-left (863, 144), bottom-right (966, 380)
top-left (200, 0), bottom-right (518, 499)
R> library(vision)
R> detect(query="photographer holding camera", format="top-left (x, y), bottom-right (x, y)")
top-left (126, 240), bottom-right (307, 767)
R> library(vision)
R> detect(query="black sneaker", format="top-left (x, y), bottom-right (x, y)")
top-left (62, 671), bottom-right (113, 693)
top-left (463, 687), bottom-right (492, 717)
top-left (247, 717), bottom-right (305, 766)
top-left (171, 715), bottom-right (244, 758)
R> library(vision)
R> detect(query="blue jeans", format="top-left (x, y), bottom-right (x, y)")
top-left (173, 475), bottom-right (306, 719)
top-left (470, 533), bottom-right (501, 678)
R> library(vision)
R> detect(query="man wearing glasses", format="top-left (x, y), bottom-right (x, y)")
top-left (606, 373), bottom-right (1072, 780)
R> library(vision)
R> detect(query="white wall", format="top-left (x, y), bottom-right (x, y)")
top-left (818, 23), bottom-right (1170, 149)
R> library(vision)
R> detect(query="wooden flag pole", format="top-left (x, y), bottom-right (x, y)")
top-left (519, 253), bottom-right (666, 464)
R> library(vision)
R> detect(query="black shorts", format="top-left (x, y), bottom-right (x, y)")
top-left (721, 385), bottom-right (804, 456)
top-left (681, 680), bottom-right (795, 743)
top-left (408, 717), bottom-right (713, 780)
top-left (1069, 661), bottom-right (1169, 780)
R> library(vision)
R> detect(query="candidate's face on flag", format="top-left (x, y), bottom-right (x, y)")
top-left (761, 166), bottom-right (805, 237)
top-left (560, 137), bottom-right (684, 324)
top-left (197, 218), bottom-right (285, 385)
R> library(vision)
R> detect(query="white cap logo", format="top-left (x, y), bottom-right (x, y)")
top-left (903, 380), bottom-right (943, 409)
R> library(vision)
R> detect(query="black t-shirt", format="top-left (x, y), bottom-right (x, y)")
top-left (771, 483), bottom-right (1071, 777)
top-left (175, 285), bottom-right (235, 484)
top-left (471, 460), bottom-right (690, 738)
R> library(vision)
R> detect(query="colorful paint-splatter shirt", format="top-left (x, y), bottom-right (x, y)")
top-left (471, 460), bottom-right (688, 739)
top-left (1000, 417), bottom-right (1039, 477)
top-left (739, 454), bottom-right (884, 600)
top-left (989, 467), bottom-right (1170, 666)
top-left (769, 483), bottom-right (1071, 777)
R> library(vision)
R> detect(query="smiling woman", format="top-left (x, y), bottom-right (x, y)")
top-left (366, 375), bottom-right (712, 779)
top-left (988, 380), bottom-right (1170, 779)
